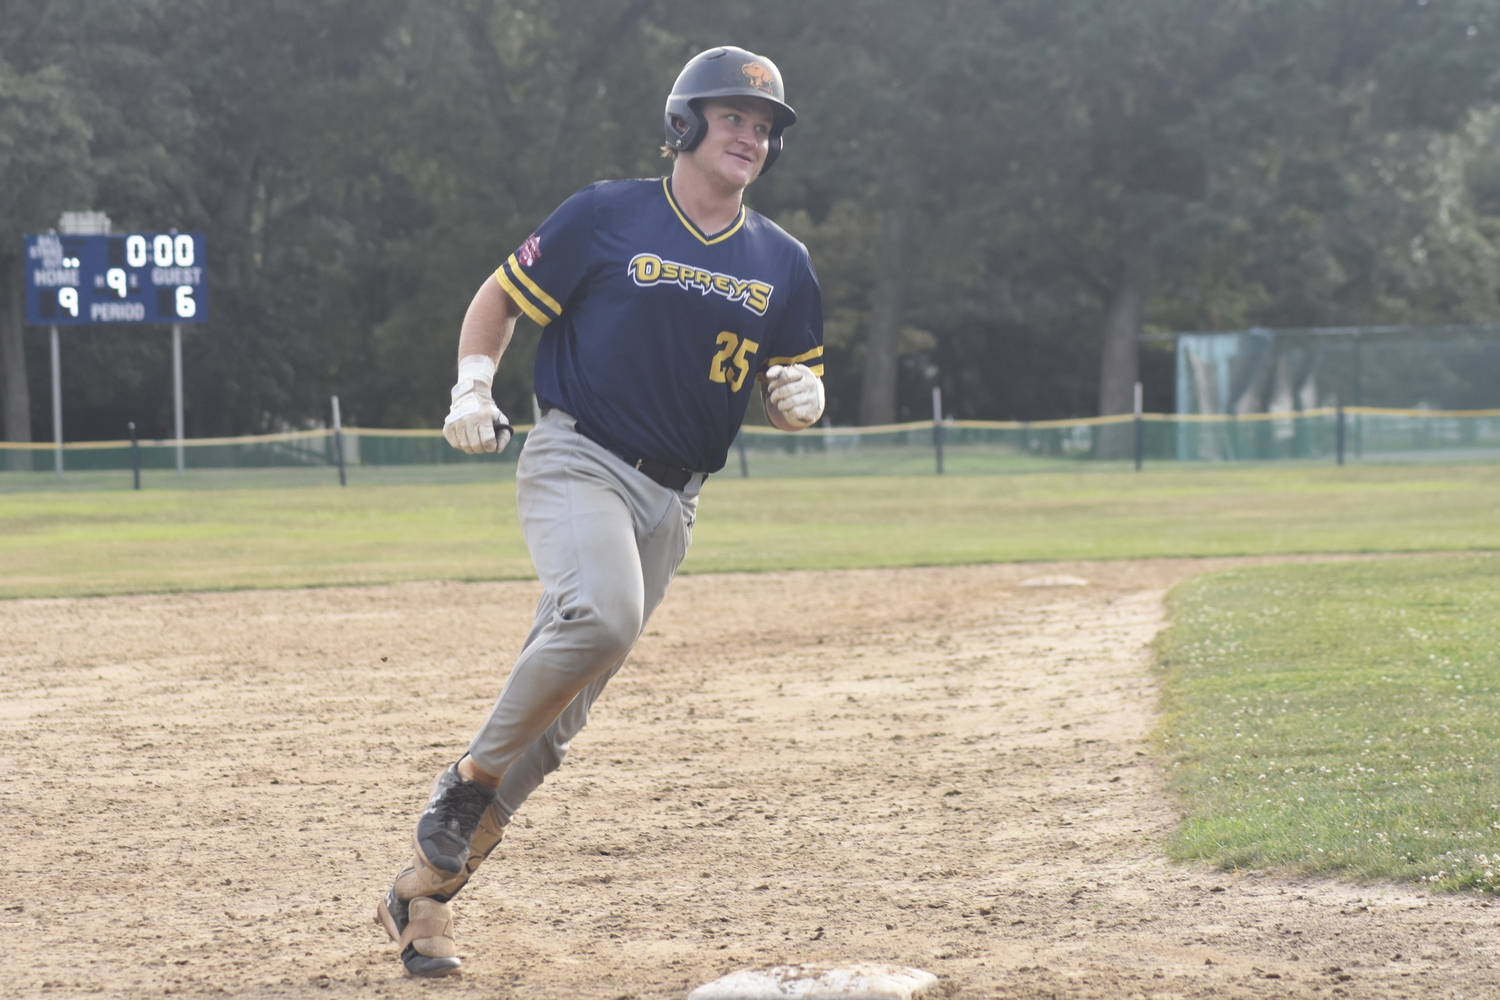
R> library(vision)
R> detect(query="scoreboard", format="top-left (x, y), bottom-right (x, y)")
top-left (24, 231), bottom-right (208, 325)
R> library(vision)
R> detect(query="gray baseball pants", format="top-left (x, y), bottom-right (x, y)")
top-left (467, 407), bottom-right (703, 826)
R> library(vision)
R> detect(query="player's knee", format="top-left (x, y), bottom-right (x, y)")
top-left (558, 599), bottom-right (641, 663)
top-left (587, 608), bottom-right (641, 662)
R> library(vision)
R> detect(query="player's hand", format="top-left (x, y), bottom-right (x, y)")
top-left (443, 356), bottom-right (512, 454)
top-left (763, 363), bottom-right (825, 430)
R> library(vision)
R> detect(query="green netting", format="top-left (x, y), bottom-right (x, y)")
top-left (2, 410), bottom-right (1498, 491)
top-left (1176, 326), bottom-right (1500, 416)
top-left (1169, 408), bottom-right (1500, 463)
top-left (1172, 326), bottom-right (1500, 462)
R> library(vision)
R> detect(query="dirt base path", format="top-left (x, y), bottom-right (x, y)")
top-left (4, 559), bottom-right (1496, 999)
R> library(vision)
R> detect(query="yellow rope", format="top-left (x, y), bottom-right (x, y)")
top-left (3, 407), bottom-right (1499, 451)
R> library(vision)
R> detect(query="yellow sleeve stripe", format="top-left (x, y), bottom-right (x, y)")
top-left (505, 254), bottom-right (563, 315)
top-left (807, 363), bottom-right (825, 377)
top-left (766, 345), bottom-right (824, 366)
top-left (494, 268), bottom-right (552, 326)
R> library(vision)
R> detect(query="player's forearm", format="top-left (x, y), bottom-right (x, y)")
top-left (457, 277), bottom-right (519, 366)
top-left (445, 278), bottom-right (517, 455)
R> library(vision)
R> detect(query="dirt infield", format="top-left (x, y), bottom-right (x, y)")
top-left (4, 559), bottom-right (1495, 999)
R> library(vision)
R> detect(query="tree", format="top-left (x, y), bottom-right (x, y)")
top-left (0, 1), bottom-right (94, 463)
top-left (8, 0), bottom-right (1500, 448)
top-left (745, 0), bottom-right (1023, 424)
top-left (1001, 0), bottom-right (1500, 422)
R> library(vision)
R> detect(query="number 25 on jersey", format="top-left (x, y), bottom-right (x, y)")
top-left (709, 332), bottom-right (759, 392)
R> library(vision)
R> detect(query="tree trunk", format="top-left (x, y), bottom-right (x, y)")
top-left (1096, 280), bottom-right (1141, 416)
top-left (458, 0), bottom-right (507, 128)
top-left (859, 205), bottom-right (908, 426)
top-left (218, 136), bottom-right (260, 289)
top-left (0, 254), bottom-right (32, 471)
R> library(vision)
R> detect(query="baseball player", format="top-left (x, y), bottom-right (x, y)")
top-left (376, 46), bottom-right (825, 977)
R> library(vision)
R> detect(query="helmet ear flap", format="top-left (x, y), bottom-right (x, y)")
top-left (762, 128), bottom-right (784, 175)
top-left (663, 96), bottom-right (707, 152)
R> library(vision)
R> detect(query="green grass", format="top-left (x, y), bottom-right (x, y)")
top-left (0, 481), bottom-right (536, 597)
top-left (689, 464), bottom-right (1500, 572)
top-left (1156, 555), bottom-right (1500, 891)
top-left (1, 464), bottom-right (1499, 599)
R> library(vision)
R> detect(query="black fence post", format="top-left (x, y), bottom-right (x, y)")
top-left (129, 421), bottom-right (140, 490)
top-left (1336, 404), bottom-right (1346, 466)
top-left (736, 431), bottom-right (749, 478)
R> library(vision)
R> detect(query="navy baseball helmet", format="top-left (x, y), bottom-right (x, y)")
top-left (663, 46), bottom-right (797, 175)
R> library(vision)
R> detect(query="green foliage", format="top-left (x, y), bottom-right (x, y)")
top-left (6, 0), bottom-right (1500, 438)
top-left (1157, 556), bottom-right (1500, 891)
top-left (0, 62), bottom-right (91, 233)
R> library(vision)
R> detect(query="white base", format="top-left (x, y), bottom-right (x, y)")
top-left (688, 964), bottom-right (938, 1000)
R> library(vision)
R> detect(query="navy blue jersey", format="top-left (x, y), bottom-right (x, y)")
top-left (494, 178), bottom-right (823, 474)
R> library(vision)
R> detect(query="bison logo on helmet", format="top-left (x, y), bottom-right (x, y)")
top-left (741, 62), bottom-right (775, 93)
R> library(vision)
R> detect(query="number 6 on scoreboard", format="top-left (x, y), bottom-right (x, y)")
top-left (175, 286), bottom-right (196, 318)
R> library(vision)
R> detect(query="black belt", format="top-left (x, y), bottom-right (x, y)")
top-left (622, 455), bottom-right (696, 491)
top-left (540, 402), bottom-right (698, 491)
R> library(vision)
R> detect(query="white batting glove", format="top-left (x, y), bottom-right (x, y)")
top-left (763, 363), bottom-right (825, 430)
top-left (443, 355), bottom-right (512, 454)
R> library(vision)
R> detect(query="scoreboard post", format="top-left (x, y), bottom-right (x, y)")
top-left (23, 227), bottom-right (208, 476)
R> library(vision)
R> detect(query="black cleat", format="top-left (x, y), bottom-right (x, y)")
top-left (376, 885), bottom-right (462, 978)
top-left (414, 762), bottom-right (496, 875)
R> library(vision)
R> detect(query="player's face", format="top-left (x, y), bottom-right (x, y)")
top-left (688, 98), bottom-right (776, 191)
